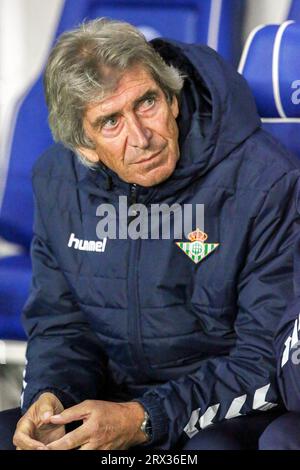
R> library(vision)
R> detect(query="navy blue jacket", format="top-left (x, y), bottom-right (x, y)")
top-left (21, 40), bottom-right (300, 449)
top-left (273, 234), bottom-right (300, 413)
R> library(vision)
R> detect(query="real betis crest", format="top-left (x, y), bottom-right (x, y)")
top-left (176, 228), bottom-right (219, 264)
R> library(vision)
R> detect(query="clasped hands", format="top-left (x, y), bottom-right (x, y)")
top-left (13, 392), bottom-right (148, 450)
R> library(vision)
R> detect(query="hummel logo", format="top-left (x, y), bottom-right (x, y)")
top-left (68, 233), bottom-right (107, 252)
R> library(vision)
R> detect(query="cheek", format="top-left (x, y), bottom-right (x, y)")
top-left (156, 109), bottom-right (178, 140)
top-left (96, 139), bottom-right (126, 167)
top-left (167, 121), bottom-right (178, 143)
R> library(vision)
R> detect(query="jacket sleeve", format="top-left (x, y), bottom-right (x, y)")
top-left (274, 234), bottom-right (300, 412)
top-left (21, 183), bottom-right (108, 413)
top-left (133, 171), bottom-right (300, 450)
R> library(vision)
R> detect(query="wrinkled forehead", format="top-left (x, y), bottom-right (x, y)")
top-left (86, 64), bottom-right (161, 115)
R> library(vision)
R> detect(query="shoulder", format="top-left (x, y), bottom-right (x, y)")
top-left (31, 143), bottom-right (83, 195)
top-left (231, 128), bottom-right (300, 193)
top-left (31, 143), bottom-right (85, 211)
top-left (32, 143), bottom-right (78, 182)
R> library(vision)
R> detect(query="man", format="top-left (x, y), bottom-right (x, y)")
top-left (1, 18), bottom-right (299, 450)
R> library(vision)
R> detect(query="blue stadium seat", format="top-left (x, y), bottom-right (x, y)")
top-left (239, 21), bottom-right (300, 159)
top-left (0, 256), bottom-right (32, 340)
top-left (53, 0), bottom-right (244, 64)
top-left (0, 0), bottom-right (244, 340)
top-left (288, 0), bottom-right (300, 22)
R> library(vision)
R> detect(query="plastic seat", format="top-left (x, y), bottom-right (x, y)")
top-left (0, 255), bottom-right (32, 340)
top-left (288, 0), bottom-right (300, 22)
top-left (238, 20), bottom-right (300, 158)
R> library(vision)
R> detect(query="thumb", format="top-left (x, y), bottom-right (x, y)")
top-left (37, 393), bottom-right (59, 422)
top-left (49, 402), bottom-right (88, 425)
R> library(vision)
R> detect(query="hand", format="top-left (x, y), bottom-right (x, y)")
top-left (13, 392), bottom-right (65, 450)
top-left (45, 400), bottom-right (148, 450)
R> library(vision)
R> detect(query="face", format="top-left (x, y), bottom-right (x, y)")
top-left (78, 64), bottom-right (180, 187)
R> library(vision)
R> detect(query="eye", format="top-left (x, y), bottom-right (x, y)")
top-left (103, 116), bottom-right (119, 129)
top-left (140, 96), bottom-right (156, 110)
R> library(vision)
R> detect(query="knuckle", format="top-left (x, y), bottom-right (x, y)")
top-left (83, 399), bottom-right (91, 406)
top-left (64, 437), bottom-right (72, 449)
top-left (12, 434), bottom-right (19, 447)
top-left (16, 415), bottom-right (25, 426)
top-left (90, 421), bottom-right (100, 436)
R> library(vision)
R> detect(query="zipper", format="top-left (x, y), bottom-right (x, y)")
top-left (127, 184), bottom-right (152, 379)
top-left (129, 183), bottom-right (138, 205)
top-left (128, 183), bottom-right (138, 221)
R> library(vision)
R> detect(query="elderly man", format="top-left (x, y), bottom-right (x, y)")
top-left (0, 18), bottom-right (299, 450)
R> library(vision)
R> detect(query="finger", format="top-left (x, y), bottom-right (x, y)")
top-left (49, 402), bottom-right (89, 425)
top-left (14, 417), bottom-right (48, 450)
top-left (13, 431), bottom-right (48, 450)
top-left (78, 443), bottom-right (95, 450)
top-left (38, 399), bottom-right (57, 423)
top-left (46, 423), bottom-right (89, 450)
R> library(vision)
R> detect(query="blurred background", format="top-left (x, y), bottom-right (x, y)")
top-left (0, 0), bottom-right (299, 411)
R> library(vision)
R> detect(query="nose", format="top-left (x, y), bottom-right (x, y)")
top-left (127, 114), bottom-right (152, 149)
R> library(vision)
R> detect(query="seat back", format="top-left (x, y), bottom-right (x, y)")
top-left (288, 0), bottom-right (300, 22)
top-left (239, 21), bottom-right (300, 158)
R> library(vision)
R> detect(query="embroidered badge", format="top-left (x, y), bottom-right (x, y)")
top-left (176, 228), bottom-right (219, 264)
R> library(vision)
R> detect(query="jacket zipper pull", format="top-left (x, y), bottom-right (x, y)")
top-left (130, 184), bottom-right (137, 205)
top-left (128, 184), bottom-right (138, 223)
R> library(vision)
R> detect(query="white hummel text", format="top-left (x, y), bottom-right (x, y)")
top-left (68, 232), bottom-right (107, 252)
top-left (281, 313), bottom-right (300, 367)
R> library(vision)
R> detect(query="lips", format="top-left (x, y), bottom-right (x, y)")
top-left (134, 146), bottom-right (166, 165)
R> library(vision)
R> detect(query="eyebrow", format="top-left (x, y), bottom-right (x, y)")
top-left (91, 89), bottom-right (159, 129)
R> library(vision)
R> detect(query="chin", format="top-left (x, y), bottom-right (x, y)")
top-left (137, 163), bottom-right (177, 187)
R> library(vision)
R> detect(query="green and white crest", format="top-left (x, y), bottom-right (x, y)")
top-left (176, 228), bottom-right (219, 264)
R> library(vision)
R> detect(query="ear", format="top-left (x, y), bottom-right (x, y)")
top-left (171, 95), bottom-right (179, 119)
top-left (76, 146), bottom-right (100, 163)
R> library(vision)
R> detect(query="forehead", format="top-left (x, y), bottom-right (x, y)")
top-left (86, 65), bottom-right (160, 117)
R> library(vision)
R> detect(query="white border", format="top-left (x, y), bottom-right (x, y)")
top-left (0, 340), bottom-right (26, 365)
top-left (0, 1), bottom-right (64, 213)
top-left (262, 117), bottom-right (300, 123)
top-left (272, 20), bottom-right (295, 118)
top-left (238, 23), bottom-right (269, 74)
top-left (207, 0), bottom-right (223, 51)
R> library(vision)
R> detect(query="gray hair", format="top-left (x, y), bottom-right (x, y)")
top-left (44, 18), bottom-right (185, 167)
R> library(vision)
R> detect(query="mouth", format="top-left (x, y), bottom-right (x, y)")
top-left (134, 146), bottom-right (167, 165)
